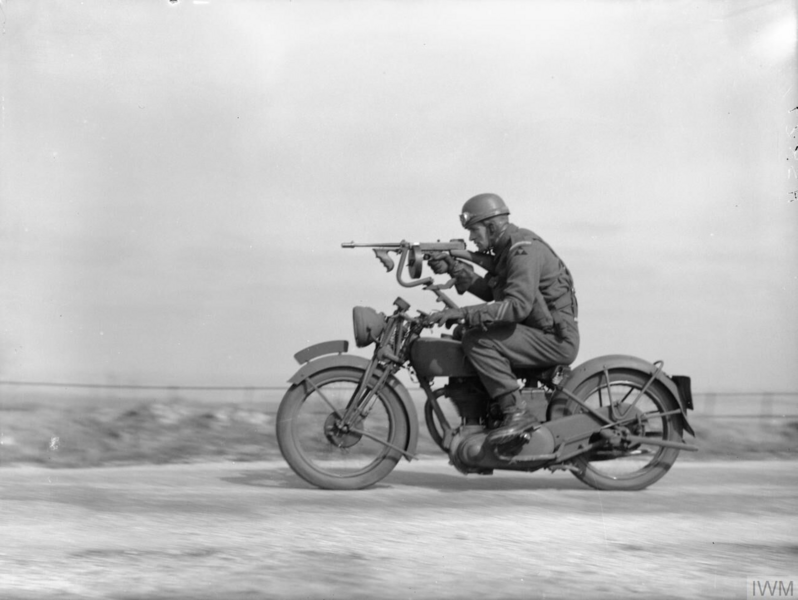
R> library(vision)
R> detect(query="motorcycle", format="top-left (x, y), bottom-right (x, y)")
top-left (276, 241), bottom-right (697, 491)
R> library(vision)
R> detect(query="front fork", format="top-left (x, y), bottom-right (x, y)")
top-left (342, 357), bottom-right (396, 423)
top-left (320, 356), bottom-right (416, 461)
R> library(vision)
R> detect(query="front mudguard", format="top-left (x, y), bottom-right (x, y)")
top-left (286, 340), bottom-right (419, 459)
top-left (557, 354), bottom-right (695, 437)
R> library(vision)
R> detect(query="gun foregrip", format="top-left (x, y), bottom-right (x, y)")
top-left (373, 249), bottom-right (395, 272)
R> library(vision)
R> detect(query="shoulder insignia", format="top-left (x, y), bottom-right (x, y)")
top-left (509, 241), bottom-right (532, 256)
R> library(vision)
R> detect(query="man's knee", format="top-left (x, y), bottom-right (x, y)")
top-left (462, 323), bottom-right (515, 355)
top-left (461, 327), bottom-right (495, 357)
top-left (461, 328), bottom-right (478, 355)
top-left (558, 326), bottom-right (580, 365)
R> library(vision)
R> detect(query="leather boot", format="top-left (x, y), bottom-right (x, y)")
top-left (486, 391), bottom-right (540, 445)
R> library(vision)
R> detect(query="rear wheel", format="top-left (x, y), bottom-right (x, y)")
top-left (565, 369), bottom-right (683, 491)
top-left (276, 367), bottom-right (410, 490)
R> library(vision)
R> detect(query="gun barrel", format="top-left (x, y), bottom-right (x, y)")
top-left (341, 240), bottom-right (466, 250)
top-left (341, 242), bottom-right (404, 249)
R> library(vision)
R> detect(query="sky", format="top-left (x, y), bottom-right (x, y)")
top-left (1, 0), bottom-right (796, 393)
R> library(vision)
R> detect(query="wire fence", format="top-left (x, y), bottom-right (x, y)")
top-left (1, 380), bottom-right (797, 418)
top-left (0, 379), bottom-right (283, 406)
top-left (0, 380), bottom-right (284, 391)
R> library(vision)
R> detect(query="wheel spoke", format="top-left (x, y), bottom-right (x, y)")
top-left (617, 387), bottom-right (635, 405)
top-left (283, 374), bottom-right (406, 483)
top-left (562, 369), bottom-right (683, 491)
top-left (348, 426), bottom-right (416, 460)
top-left (602, 367), bottom-right (614, 412)
top-left (302, 376), bottom-right (344, 419)
top-left (576, 380), bottom-right (671, 478)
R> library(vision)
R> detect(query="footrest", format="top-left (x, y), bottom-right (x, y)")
top-left (493, 437), bottom-right (529, 459)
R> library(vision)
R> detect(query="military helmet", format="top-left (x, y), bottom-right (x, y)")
top-left (460, 193), bottom-right (510, 228)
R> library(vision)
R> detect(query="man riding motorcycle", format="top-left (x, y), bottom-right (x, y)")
top-left (427, 193), bottom-right (580, 444)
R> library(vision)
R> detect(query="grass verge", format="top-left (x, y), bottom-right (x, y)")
top-left (0, 395), bottom-right (795, 468)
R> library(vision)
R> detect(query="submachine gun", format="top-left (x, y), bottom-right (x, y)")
top-left (341, 240), bottom-right (494, 309)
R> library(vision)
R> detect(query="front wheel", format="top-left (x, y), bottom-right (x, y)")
top-left (564, 369), bottom-right (684, 491)
top-left (276, 367), bottom-right (410, 490)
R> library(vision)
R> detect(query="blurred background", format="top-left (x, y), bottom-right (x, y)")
top-left (1, 0), bottom-right (796, 397)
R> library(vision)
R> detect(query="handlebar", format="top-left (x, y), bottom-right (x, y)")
top-left (394, 248), bottom-right (460, 309)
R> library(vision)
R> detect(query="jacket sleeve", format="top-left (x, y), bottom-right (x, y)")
top-left (461, 275), bottom-right (494, 301)
top-left (450, 261), bottom-right (494, 301)
top-left (462, 241), bottom-right (543, 327)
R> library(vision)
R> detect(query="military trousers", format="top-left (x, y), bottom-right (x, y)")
top-left (461, 314), bottom-right (579, 400)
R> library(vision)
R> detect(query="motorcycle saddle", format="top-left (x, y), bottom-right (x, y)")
top-left (512, 364), bottom-right (571, 386)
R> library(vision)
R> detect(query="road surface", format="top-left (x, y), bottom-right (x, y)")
top-left (1, 459), bottom-right (796, 599)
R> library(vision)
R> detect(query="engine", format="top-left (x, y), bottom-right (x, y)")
top-left (443, 377), bottom-right (492, 426)
top-left (444, 381), bottom-right (557, 474)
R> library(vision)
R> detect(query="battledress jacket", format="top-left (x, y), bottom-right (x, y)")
top-left (459, 224), bottom-right (577, 333)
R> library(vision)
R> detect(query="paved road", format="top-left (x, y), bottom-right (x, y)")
top-left (1, 459), bottom-right (796, 600)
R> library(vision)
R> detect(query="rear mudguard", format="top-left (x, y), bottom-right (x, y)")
top-left (287, 340), bottom-right (419, 458)
top-left (559, 354), bottom-right (695, 437)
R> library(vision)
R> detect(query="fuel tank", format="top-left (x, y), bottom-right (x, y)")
top-left (409, 337), bottom-right (478, 378)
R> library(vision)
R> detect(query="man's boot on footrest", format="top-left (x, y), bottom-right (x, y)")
top-left (487, 390), bottom-right (540, 445)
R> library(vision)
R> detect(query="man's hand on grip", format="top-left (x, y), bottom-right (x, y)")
top-left (425, 307), bottom-right (464, 328)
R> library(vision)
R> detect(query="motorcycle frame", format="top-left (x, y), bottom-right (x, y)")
top-left (287, 244), bottom-right (696, 468)
top-left (392, 245), bottom-right (692, 440)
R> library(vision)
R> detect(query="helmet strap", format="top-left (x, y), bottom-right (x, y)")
top-left (486, 218), bottom-right (509, 248)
